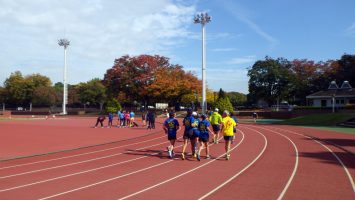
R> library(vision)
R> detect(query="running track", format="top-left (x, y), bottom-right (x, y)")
top-left (0, 123), bottom-right (354, 199)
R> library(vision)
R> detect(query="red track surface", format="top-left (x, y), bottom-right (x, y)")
top-left (0, 118), bottom-right (354, 199)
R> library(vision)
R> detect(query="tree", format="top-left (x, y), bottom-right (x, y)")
top-left (76, 79), bottom-right (107, 109)
top-left (334, 54), bottom-right (355, 83)
top-left (32, 86), bottom-right (56, 106)
top-left (24, 74), bottom-right (52, 106)
top-left (3, 71), bottom-right (27, 105)
top-left (214, 88), bottom-right (233, 113)
top-left (247, 57), bottom-right (293, 106)
top-left (105, 98), bottom-right (122, 113)
top-left (227, 92), bottom-right (247, 107)
top-left (104, 55), bottom-right (201, 107)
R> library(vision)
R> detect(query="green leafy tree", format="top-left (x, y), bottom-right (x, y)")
top-left (4, 71), bottom-right (27, 105)
top-left (105, 98), bottom-right (122, 113)
top-left (247, 57), bottom-right (293, 106)
top-left (76, 79), bottom-right (107, 109)
top-left (227, 92), bottom-right (247, 106)
top-left (32, 86), bottom-right (56, 106)
top-left (215, 89), bottom-right (233, 113)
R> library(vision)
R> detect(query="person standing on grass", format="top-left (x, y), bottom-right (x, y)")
top-left (108, 112), bottom-right (113, 128)
top-left (163, 112), bottom-right (181, 159)
top-left (181, 108), bottom-right (197, 160)
top-left (94, 115), bottom-right (106, 128)
top-left (209, 108), bottom-right (223, 144)
top-left (197, 114), bottom-right (213, 161)
top-left (221, 110), bottom-right (237, 160)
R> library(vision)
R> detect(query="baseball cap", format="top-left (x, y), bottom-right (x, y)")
top-left (215, 108), bottom-right (219, 112)
top-left (192, 111), bottom-right (198, 116)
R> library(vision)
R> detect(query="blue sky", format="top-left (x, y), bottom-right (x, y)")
top-left (1, 0), bottom-right (354, 94)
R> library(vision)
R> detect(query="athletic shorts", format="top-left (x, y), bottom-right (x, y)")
top-left (183, 130), bottom-right (194, 140)
top-left (168, 134), bottom-right (177, 140)
top-left (199, 137), bottom-right (209, 143)
top-left (193, 129), bottom-right (200, 138)
top-left (212, 125), bottom-right (220, 132)
top-left (224, 136), bottom-right (233, 141)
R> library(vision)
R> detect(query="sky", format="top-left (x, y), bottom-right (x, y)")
top-left (0, 0), bottom-right (354, 94)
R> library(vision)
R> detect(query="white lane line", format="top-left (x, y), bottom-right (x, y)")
top-left (117, 131), bottom-right (246, 200)
top-left (0, 135), bottom-right (166, 170)
top-left (1, 141), bottom-right (184, 192)
top-left (198, 127), bottom-right (267, 200)
top-left (38, 161), bottom-right (174, 200)
top-left (0, 137), bottom-right (176, 179)
top-left (272, 126), bottom-right (355, 193)
top-left (250, 125), bottom-right (299, 200)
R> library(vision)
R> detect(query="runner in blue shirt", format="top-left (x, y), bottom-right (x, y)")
top-left (197, 114), bottom-right (213, 161)
top-left (181, 108), bottom-right (198, 160)
top-left (108, 112), bottom-right (113, 128)
top-left (163, 112), bottom-right (181, 159)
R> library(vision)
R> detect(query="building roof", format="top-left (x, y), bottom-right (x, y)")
top-left (307, 81), bottom-right (355, 99)
top-left (307, 89), bottom-right (355, 98)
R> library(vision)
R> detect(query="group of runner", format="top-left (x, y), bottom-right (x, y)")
top-left (163, 108), bottom-right (238, 161)
top-left (94, 110), bottom-right (136, 128)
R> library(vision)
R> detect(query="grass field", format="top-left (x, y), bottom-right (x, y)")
top-left (277, 113), bottom-right (355, 126)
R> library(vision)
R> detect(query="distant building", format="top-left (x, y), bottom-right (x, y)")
top-left (306, 81), bottom-right (355, 107)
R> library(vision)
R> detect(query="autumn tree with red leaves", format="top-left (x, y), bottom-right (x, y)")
top-left (104, 55), bottom-right (201, 107)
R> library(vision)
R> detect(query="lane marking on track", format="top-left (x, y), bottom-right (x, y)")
top-left (38, 133), bottom-right (244, 200)
top-left (117, 131), bottom-right (246, 200)
top-left (270, 126), bottom-right (355, 193)
top-left (0, 136), bottom-right (180, 179)
top-left (38, 160), bottom-right (174, 200)
top-left (0, 135), bottom-right (166, 170)
top-left (198, 126), bottom-right (267, 200)
top-left (248, 125), bottom-right (299, 200)
top-left (0, 139), bottom-right (184, 193)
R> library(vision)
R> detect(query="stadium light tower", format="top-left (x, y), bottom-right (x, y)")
top-left (58, 38), bottom-right (70, 115)
top-left (194, 13), bottom-right (211, 114)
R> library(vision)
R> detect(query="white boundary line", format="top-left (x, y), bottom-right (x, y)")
top-left (198, 126), bottom-right (267, 199)
top-left (0, 135), bottom-right (166, 170)
top-left (0, 136), bottom-right (178, 179)
top-left (38, 161), bottom-right (174, 200)
top-left (250, 125), bottom-right (299, 200)
top-left (0, 142), bottom-right (184, 192)
top-left (117, 131), bottom-right (246, 200)
top-left (271, 126), bottom-right (355, 193)
top-left (38, 132), bottom-right (245, 200)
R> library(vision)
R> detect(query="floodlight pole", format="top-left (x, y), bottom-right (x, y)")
top-left (194, 13), bottom-right (211, 114)
top-left (58, 38), bottom-right (70, 115)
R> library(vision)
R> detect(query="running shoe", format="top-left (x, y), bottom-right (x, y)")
top-left (206, 155), bottom-right (211, 159)
top-left (226, 154), bottom-right (230, 160)
top-left (167, 147), bottom-right (172, 159)
top-left (197, 153), bottom-right (201, 161)
top-left (193, 153), bottom-right (197, 158)
top-left (181, 153), bottom-right (185, 160)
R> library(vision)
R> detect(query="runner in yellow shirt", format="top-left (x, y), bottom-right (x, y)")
top-left (221, 110), bottom-right (237, 160)
top-left (209, 108), bottom-right (222, 144)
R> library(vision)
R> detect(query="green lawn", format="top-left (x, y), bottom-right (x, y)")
top-left (277, 113), bottom-right (355, 126)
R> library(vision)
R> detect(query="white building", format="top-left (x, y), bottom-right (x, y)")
top-left (306, 81), bottom-right (355, 108)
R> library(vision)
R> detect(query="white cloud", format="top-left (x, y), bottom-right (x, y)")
top-left (0, 0), bottom-right (196, 85)
top-left (227, 55), bottom-right (256, 65)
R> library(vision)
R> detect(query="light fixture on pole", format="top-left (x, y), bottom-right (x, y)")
top-left (194, 12), bottom-right (211, 114)
top-left (58, 38), bottom-right (70, 115)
